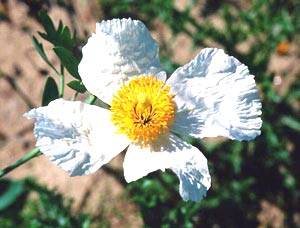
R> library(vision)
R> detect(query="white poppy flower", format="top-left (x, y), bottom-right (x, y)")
top-left (25, 18), bottom-right (262, 202)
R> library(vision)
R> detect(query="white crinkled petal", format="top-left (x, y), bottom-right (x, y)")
top-left (167, 48), bottom-right (262, 141)
top-left (169, 136), bottom-right (211, 202)
top-left (24, 99), bottom-right (129, 176)
top-left (78, 18), bottom-right (165, 105)
top-left (123, 134), bottom-right (172, 183)
top-left (123, 134), bottom-right (211, 202)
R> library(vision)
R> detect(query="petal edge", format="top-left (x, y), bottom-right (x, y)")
top-left (25, 99), bottom-right (129, 176)
top-left (168, 48), bottom-right (262, 141)
top-left (79, 18), bottom-right (164, 104)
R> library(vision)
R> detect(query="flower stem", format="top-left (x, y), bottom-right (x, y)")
top-left (86, 94), bottom-right (97, 104)
top-left (0, 148), bottom-right (41, 178)
top-left (59, 64), bottom-right (64, 98)
top-left (71, 91), bottom-right (79, 101)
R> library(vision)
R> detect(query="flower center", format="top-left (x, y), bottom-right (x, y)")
top-left (110, 75), bottom-right (176, 144)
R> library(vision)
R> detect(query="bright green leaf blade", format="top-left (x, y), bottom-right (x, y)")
top-left (53, 46), bottom-right (81, 79)
top-left (42, 76), bottom-right (59, 106)
top-left (0, 179), bottom-right (27, 210)
top-left (67, 80), bottom-right (87, 93)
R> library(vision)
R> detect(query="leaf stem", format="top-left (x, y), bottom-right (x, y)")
top-left (0, 148), bottom-right (41, 178)
top-left (71, 91), bottom-right (79, 101)
top-left (59, 64), bottom-right (65, 98)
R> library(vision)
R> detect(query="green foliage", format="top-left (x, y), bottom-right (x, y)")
top-left (128, 173), bottom-right (202, 228)
top-left (0, 178), bottom-right (91, 228)
top-left (38, 11), bottom-right (76, 52)
top-left (32, 36), bottom-right (57, 73)
top-left (67, 80), bottom-right (87, 93)
top-left (0, 179), bottom-right (28, 211)
top-left (100, 0), bottom-right (300, 227)
top-left (32, 10), bottom-right (85, 103)
top-left (42, 76), bottom-right (59, 106)
top-left (53, 47), bottom-right (81, 79)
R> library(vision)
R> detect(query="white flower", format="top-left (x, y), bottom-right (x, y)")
top-left (25, 18), bottom-right (262, 202)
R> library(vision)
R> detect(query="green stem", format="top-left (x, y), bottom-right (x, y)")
top-left (71, 91), bottom-right (79, 101)
top-left (86, 94), bottom-right (97, 104)
top-left (59, 64), bottom-right (64, 98)
top-left (0, 148), bottom-right (41, 178)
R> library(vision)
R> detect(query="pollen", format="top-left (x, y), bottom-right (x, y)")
top-left (110, 75), bottom-right (176, 144)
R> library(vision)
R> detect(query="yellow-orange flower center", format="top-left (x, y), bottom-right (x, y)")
top-left (110, 75), bottom-right (176, 144)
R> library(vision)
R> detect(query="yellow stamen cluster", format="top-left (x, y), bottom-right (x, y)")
top-left (110, 75), bottom-right (176, 144)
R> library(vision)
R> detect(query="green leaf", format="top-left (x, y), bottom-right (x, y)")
top-left (39, 11), bottom-right (57, 43)
top-left (67, 80), bottom-right (87, 93)
top-left (32, 36), bottom-right (58, 74)
top-left (42, 76), bottom-right (59, 106)
top-left (0, 179), bottom-right (27, 210)
top-left (59, 26), bottom-right (74, 51)
top-left (280, 116), bottom-right (300, 131)
top-left (57, 20), bottom-right (64, 34)
top-left (38, 12), bottom-right (75, 51)
top-left (56, 20), bottom-right (76, 50)
top-left (53, 46), bottom-right (81, 79)
top-left (61, 26), bottom-right (71, 48)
